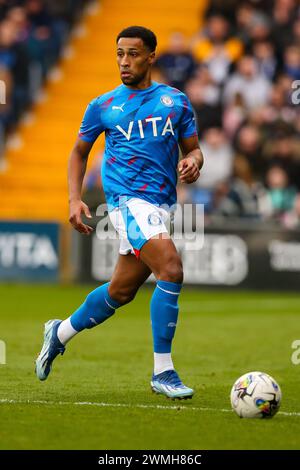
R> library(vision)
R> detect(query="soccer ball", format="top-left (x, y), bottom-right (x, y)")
top-left (230, 371), bottom-right (282, 418)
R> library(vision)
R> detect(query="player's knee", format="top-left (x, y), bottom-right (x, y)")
top-left (115, 290), bottom-right (136, 305)
top-left (158, 255), bottom-right (183, 284)
top-left (108, 285), bottom-right (137, 306)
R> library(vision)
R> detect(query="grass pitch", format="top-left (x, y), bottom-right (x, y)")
top-left (0, 283), bottom-right (300, 450)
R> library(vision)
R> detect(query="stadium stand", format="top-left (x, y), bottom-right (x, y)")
top-left (0, 0), bottom-right (207, 221)
top-left (0, 0), bottom-right (299, 227)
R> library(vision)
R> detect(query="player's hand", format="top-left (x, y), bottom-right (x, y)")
top-left (69, 200), bottom-right (94, 235)
top-left (178, 156), bottom-right (200, 184)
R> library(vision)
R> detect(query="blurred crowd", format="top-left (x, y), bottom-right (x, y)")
top-left (153, 0), bottom-right (300, 227)
top-left (0, 0), bottom-right (91, 153)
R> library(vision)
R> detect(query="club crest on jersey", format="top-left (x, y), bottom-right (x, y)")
top-left (148, 212), bottom-right (162, 226)
top-left (160, 95), bottom-right (174, 107)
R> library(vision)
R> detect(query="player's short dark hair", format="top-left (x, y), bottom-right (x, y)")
top-left (116, 26), bottom-right (157, 52)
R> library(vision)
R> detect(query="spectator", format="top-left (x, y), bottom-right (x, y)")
top-left (247, 12), bottom-right (272, 43)
top-left (7, 6), bottom-right (29, 43)
top-left (0, 17), bottom-right (31, 123)
top-left (205, 0), bottom-right (240, 25)
top-left (223, 55), bottom-right (271, 110)
top-left (189, 127), bottom-right (234, 212)
top-left (223, 92), bottom-right (247, 138)
top-left (272, 0), bottom-right (297, 57)
top-left (252, 40), bottom-right (277, 81)
top-left (45, 0), bottom-right (86, 27)
top-left (234, 124), bottom-right (267, 176)
top-left (235, 3), bottom-right (256, 46)
top-left (215, 155), bottom-right (263, 218)
top-left (259, 164), bottom-right (298, 221)
top-left (195, 127), bottom-right (234, 189)
top-left (25, 0), bottom-right (60, 77)
top-left (234, 3), bottom-right (272, 47)
top-left (192, 14), bottom-right (243, 84)
top-left (185, 65), bottom-right (222, 134)
top-left (262, 133), bottom-right (300, 190)
top-left (283, 45), bottom-right (300, 81)
top-left (155, 32), bottom-right (197, 91)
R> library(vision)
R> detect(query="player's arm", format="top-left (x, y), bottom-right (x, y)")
top-left (178, 134), bottom-right (204, 184)
top-left (68, 137), bottom-right (94, 235)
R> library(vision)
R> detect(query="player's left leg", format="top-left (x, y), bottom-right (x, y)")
top-left (35, 253), bottom-right (151, 381)
top-left (139, 234), bottom-right (194, 400)
top-left (61, 253), bottom-right (151, 337)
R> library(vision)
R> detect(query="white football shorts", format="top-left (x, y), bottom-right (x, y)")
top-left (108, 197), bottom-right (172, 258)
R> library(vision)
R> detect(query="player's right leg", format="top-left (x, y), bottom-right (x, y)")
top-left (35, 253), bottom-right (151, 381)
top-left (111, 196), bottom-right (193, 399)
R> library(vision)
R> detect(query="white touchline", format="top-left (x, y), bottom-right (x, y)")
top-left (0, 398), bottom-right (228, 412)
top-left (0, 399), bottom-right (299, 416)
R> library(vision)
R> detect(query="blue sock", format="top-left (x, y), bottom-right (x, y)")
top-left (150, 280), bottom-right (182, 353)
top-left (70, 282), bottom-right (121, 332)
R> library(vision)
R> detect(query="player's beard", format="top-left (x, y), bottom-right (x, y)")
top-left (121, 70), bottom-right (148, 87)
